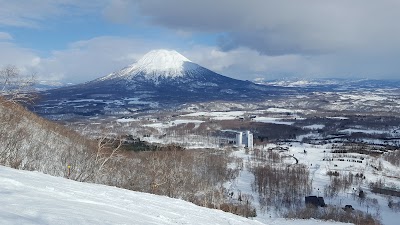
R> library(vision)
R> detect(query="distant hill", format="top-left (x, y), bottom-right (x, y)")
top-left (261, 78), bottom-right (400, 90)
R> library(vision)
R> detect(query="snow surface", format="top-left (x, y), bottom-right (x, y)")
top-left (182, 111), bottom-right (245, 120)
top-left (116, 118), bottom-right (138, 123)
top-left (339, 128), bottom-right (386, 134)
top-left (224, 148), bottom-right (352, 225)
top-left (339, 94), bottom-right (387, 102)
top-left (144, 119), bottom-right (204, 129)
top-left (326, 116), bottom-right (349, 120)
top-left (135, 49), bottom-right (192, 74)
top-left (100, 49), bottom-right (202, 81)
top-left (251, 117), bottom-right (295, 125)
top-left (246, 142), bottom-right (398, 225)
top-left (0, 166), bottom-right (264, 225)
top-left (0, 166), bottom-right (350, 225)
top-left (304, 124), bottom-right (325, 130)
top-left (265, 108), bottom-right (302, 113)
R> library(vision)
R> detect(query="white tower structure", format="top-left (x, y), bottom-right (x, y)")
top-left (236, 132), bottom-right (243, 147)
top-left (247, 131), bottom-right (253, 150)
top-left (236, 131), bottom-right (253, 149)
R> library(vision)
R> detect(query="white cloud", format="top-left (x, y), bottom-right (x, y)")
top-left (183, 46), bottom-right (323, 81)
top-left (132, 0), bottom-right (400, 55)
top-left (0, 0), bottom-right (107, 27)
top-left (0, 32), bottom-right (13, 40)
top-left (102, 0), bottom-right (137, 24)
top-left (1, 35), bottom-right (396, 84)
top-left (0, 35), bottom-right (315, 83)
top-left (35, 36), bottom-right (172, 83)
top-left (110, 0), bottom-right (400, 80)
top-left (0, 41), bottom-right (40, 74)
top-left (0, 34), bottom-right (181, 83)
top-left (2, 0), bottom-right (400, 81)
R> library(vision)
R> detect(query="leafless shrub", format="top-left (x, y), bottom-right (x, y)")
top-left (252, 148), bottom-right (281, 163)
top-left (324, 172), bottom-right (363, 197)
top-left (0, 98), bottom-right (98, 180)
top-left (327, 170), bottom-right (340, 176)
top-left (94, 147), bottom-right (243, 214)
top-left (251, 164), bottom-right (312, 209)
top-left (285, 205), bottom-right (382, 225)
top-left (220, 201), bottom-right (257, 218)
top-left (384, 150), bottom-right (400, 167)
top-left (387, 197), bottom-right (400, 212)
top-left (0, 65), bottom-right (37, 104)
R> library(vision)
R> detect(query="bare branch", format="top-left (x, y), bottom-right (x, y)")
top-left (0, 65), bottom-right (37, 104)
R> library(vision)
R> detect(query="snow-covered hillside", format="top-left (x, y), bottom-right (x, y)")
top-left (0, 99), bottom-right (94, 179)
top-left (0, 166), bottom-right (350, 225)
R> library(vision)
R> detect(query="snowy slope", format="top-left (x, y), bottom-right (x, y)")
top-left (99, 49), bottom-right (204, 81)
top-left (133, 49), bottom-right (194, 76)
top-left (0, 166), bottom-right (350, 225)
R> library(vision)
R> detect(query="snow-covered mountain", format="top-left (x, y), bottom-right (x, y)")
top-left (91, 49), bottom-right (243, 87)
top-left (99, 49), bottom-right (200, 81)
top-left (0, 165), bottom-right (350, 225)
top-left (36, 50), bottom-right (290, 117)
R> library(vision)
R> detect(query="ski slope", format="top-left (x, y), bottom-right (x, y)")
top-left (0, 166), bottom-right (351, 225)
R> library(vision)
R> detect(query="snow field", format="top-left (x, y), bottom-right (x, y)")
top-left (265, 142), bottom-right (399, 225)
top-left (0, 166), bottom-right (265, 225)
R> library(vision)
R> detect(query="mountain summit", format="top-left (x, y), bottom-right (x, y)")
top-left (133, 49), bottom-right (193, 75)
top-left (100, 49), bottom-right (202, 82)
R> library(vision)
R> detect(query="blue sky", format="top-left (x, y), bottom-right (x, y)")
top-left (1, 0), bottom-right (400, 83)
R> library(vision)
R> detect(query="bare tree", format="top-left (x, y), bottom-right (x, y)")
top-left (77, 135), bottom-right (122, 182)
top-left (0, 65), bottom-right (36, 103)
